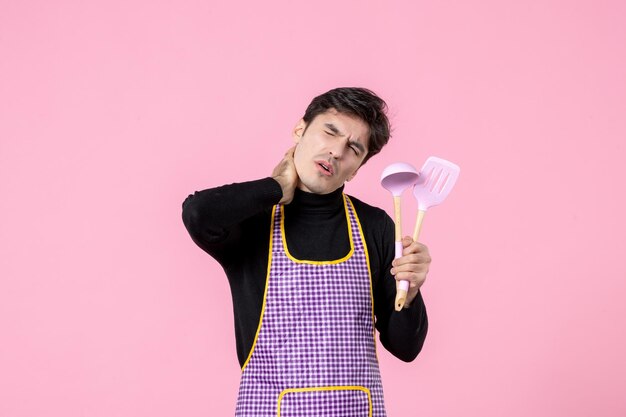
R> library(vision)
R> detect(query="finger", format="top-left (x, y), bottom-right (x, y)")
top-left (391, 262), bottom-right (430, 275)
top-left (403, 236), bottom-right (427, 246)
top-left (391, 255), bottom-right (431, 270)
top-left (393, 271), bottom-right (427, 287)
top-left (392, 253), bottom-right (430, 266)
top-left (402, 235), bottom-right (429, 246)
top-left (402, 241), bottom-right (429, 256)
top-left (286, 146), bottom-right (296, 158)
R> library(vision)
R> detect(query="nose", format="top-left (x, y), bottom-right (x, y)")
top-left (328, 140), bottom-right (346, 159)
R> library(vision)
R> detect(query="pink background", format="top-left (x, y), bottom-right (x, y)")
top-left (1, 0), bottom-right (625, 416)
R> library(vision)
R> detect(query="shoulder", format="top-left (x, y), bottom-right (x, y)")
top-left (348, 195), bottom-right (395, 246)
top-left (345, 194), bottom-right (395, 283)
top-left (346, 194), bottom-right (393, 226)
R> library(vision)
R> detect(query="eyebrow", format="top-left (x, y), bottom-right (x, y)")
top-left (324, 123), bottom-right (342, 136)
top-left (324, 123), bottom-right (366, 153)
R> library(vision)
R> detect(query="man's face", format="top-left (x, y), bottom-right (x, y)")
top-left (292, 108), bottom-right (369, 194)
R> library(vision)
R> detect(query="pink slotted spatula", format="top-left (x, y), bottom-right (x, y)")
top-left (412, 156), bottom-right (460, 241)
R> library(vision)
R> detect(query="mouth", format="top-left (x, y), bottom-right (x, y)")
top-left (315, 160), bottom-right (334, 176)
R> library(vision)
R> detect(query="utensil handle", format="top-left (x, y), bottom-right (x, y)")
top-left (395, 210), bottom-right (427, 311)
top-left (393, 196), bottom-right (402, 241)
top-left (395, 282), bottom-right (410, 311)
top-left (392, 196), bottom-right (407, 311)
top-left (413, 210), bottom-right (426, 242)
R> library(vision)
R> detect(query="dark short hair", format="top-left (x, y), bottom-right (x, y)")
top-left (302, 87), bottom-right (391, 165)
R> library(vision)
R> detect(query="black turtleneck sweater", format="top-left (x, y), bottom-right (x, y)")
top-left (182, 177), bottom-right (428, 366)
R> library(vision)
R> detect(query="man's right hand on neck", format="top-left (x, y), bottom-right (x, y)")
top-left (272, 146), bottom-right (298, 205)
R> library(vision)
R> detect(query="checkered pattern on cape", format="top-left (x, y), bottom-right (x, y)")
top-left (235, 195), bottom-right (387, 417)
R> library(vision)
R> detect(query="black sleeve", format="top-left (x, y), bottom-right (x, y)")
top-left (181, 177), bottom-right (283, 264)
top-left (374, 213), bottom-right (428, 362)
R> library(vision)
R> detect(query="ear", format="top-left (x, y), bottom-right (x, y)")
top-left (292, 119), bottom-right (307, 144)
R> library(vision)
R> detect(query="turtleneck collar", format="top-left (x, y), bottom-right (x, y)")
top-left (287, 185), bottom-right (345, 213)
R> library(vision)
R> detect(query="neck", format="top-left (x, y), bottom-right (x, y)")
top-left (288, 185), bottom-right (345, 212)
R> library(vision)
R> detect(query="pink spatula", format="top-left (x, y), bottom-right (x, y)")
top-left (380, 163), bottom-right (419, 310)
top-left (412, 156), bottom-right (460, 241)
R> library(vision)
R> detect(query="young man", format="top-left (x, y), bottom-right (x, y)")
top-left (182, 87), bottom-right (431, 416)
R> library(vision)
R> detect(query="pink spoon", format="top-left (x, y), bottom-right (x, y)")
top-left (380, 162), bottom-right (419, 311)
